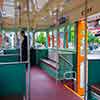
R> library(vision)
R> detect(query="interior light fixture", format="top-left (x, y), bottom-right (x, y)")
top-left (24, 7), bottom-right (27, 11)
top-left (16, 1), bottom-right (20, 7)
top-left (59, 6), bottom-right (64, 12)
top-left (64, 0), bottom-right (70, 3)
top-left (53, 7), bottom-right (57, 11)
top-left (49, 10), bottom-right (52, 16)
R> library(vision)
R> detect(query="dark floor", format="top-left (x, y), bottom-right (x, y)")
top-left (29, 66), bottom-right (82, 100)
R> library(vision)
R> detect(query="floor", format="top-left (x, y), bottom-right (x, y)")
top-left (28, 66), bottom-right (82, 100)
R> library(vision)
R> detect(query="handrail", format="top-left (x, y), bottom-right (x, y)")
top-left (0, 61), bottom-right (28, 65)
top-left (0, 54), bottom-right (19, 56)
top-left (59, 55), bottom-right (74, 67)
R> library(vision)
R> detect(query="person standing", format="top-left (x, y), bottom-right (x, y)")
top-left (20, 30), bottom-right (28, 61)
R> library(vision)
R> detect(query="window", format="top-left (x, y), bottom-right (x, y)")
top-left (35, 31), bottom-right (46, 48)
top-left (59, 27), bottom-right (64, 48)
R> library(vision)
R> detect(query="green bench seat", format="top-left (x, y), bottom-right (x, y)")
top-left (4, 49), bottom-right (20, 54)
top-left (0, 54), bottom-right (19, 62)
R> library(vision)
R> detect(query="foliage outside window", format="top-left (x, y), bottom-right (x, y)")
top-left (36, 32), bottom-right (46, 44)
top-left (35, 32), bottom-right (46, 48)
top-left (88, 31), bottom-right (100, 53)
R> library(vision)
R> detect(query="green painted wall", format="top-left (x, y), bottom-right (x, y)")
top-left (40, 49), bottom-right (76, 80)
top-left (58, 52), bottom-right (76, 80)
top-left (0, 55), bottom-right (19, 62)
top-left (35, 49), bottom-right (48, 65)
top-left (0, 49), bottom-right (20, 63)
top-left (0, 63), bottom-right (26, 96)
top-left (88, 91), bottom-right (98, 100)
top-left (30, 48), bottom-right (48, 66)
top-left (40, 62), bottom-right (56, 79)
top-left (30, 48), bottom-right (36, 65)
top-left (88, 60), bottom-right (100, 85)
top-left (88, 60), bottom-right (100, 100)
top-left (4, 49), bottom-right (20, 54)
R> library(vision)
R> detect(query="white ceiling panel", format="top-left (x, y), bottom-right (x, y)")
top-left (33, 0), bottom-right (48, 11)
top-left (2, 0), bottom-right (15, 18)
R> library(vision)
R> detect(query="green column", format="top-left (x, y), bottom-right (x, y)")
top-left (68, 22), bottom-right (71, 43)
top-left (32, 31), bottom-right (35, 48)
top-left (46, 30), bottom-right (49, 48)
top-left (64, 26), bottom-right (67, 48)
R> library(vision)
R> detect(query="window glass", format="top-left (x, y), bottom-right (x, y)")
top-left (59, 27), bottom-right (64, 48)
top-left (35, 31), bottom-right (46, 48)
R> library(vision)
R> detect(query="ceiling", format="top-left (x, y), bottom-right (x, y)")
top-left (0, 0), bottom-right (100, 29)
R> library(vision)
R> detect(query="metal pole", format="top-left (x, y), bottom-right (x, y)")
top-left (46, 29), bottom-right (48, 48)
top-left (26, 0), bottom-right (31, 100)
top-left (56, 9), bottom-right (59, 84)
top-left (19, 5), bottom-right (21, 27)
top-left (18, 5), bottom-right (22, 62)
top-left (14, 0), bottom-right (17, 48)
top-left (33, 31), bottom-right (35, 48)
top-left (84, 0), bottom-right (88, 100)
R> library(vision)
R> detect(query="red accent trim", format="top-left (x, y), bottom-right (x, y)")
top-left (58, 32), bottom-right (60, 48)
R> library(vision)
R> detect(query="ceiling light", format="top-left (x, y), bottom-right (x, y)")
top-left (54, 7), bottom-right (57, 11)
top-left (64, 0), bottom-right (70, 3)
top-left (16, 1), bottom-right (20, 7)
top-left (49, 10), bottom-right (52, 16)
top-left (53, 12), bottom-right (57, 16)
top-left (24, 7), bottom-right (27, 11)
top-left (59, 6), bottom-right (64, 12)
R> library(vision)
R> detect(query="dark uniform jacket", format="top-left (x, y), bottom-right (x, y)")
top-left (22, 35), bottom-right (28, 61)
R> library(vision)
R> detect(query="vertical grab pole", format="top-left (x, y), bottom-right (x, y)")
top-left (19, 5), bottom-right (22, 62)
top-left (84, 0), bottom-right (88, 100)
top-left (26, 0), bottom-right (31, 100)
top-left (56, 9), bottom-right (59, 84)
top-left (14, 0), bottom-right (16, 48)
top-left (46, 29), bottom-right (48, 48)
top-left (56, 28), bottom-right (58, 83)
top-left (18, 3), bottom-right (22, 62)
top-left (56, 28), bottom-right (59, 84)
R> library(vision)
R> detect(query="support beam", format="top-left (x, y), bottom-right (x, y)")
top-left (84, 0), bottom-right (88, 100)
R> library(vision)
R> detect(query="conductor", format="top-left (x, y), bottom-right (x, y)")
top-left (20, 30), bottom-right (28, 61)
